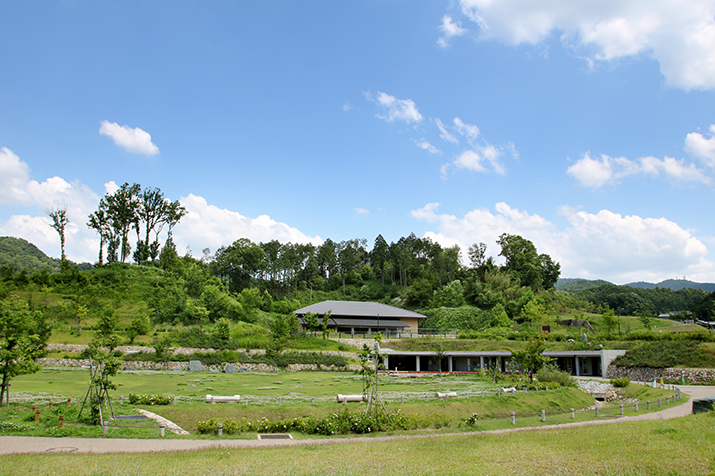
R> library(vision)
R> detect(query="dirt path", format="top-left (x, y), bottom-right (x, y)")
top-left (0, 385), bottom-right (712, 456)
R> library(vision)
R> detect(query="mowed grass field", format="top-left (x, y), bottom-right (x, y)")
top-left (2, 413), bottom-right (714, 475)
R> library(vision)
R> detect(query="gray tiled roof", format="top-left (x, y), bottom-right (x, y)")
top-left (294, 300), bottom-right (426, 319)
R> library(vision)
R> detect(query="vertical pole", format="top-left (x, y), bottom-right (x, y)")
top-left (658, 398), bottom-right (661, 407)
top-left (279, 396), bottom-right (282, 406)
top-left (541, 410), bottom-right (545, 422)
top-left (218, 423), bottom-right (223, 437)
top-left (35, 409), bottom-right (40, 424)
top-left (620, 404), bottom-right (624, 415)
top-left (174, 396), bottom-right (177, 405)
top-left (635, 402), bottom-right (638, 412)
top-left (595, 407), bottom-right (599, 417)
top-left (311, 397), bottom-right (315, 405)
top-left (103, 421), bottom-right (108, 436)
top-left (401, 395), bottom-right (404, 404)
top-left (160, 423), bottom-right (165, 438)
top-left (58, 415), bottom-right (64, 429)
top-left (67, 398), bottom-right (71, 407)
top-left (49, 401), bottom-right (53, 411)
top-left (647, 400), bottom-right (650, 410)
top-left (511, 412), bottom-right (515, 425)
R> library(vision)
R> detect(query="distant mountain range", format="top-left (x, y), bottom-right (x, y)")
top-left (556, 277), bottom-right (715, 293)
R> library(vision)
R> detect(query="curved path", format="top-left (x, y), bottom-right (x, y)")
top-left (0, 385), bottom-right (712, 455)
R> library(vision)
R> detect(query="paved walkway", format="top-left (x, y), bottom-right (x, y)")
top-left (0, 385), bottom-right (712, 455)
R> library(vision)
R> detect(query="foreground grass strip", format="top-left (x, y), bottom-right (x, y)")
top-left (3, 413), bottom-right (714, 475)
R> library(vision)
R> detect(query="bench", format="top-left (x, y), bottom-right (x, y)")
top-left (205, 394), bottom-right (241, 404)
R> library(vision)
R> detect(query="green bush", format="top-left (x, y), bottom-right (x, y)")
top-left (128, 393), bottom-right (173, 405)
top-left (610, 378), bottom-right (631, 388)
top-left (535, 365), bottom-right (576, 387)
top-left (196, 408), bottom-right (433, 436)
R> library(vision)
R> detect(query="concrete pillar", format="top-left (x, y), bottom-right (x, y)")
top-left (448, 356), bottom-right (453, 373)
top-left (480, 356), bottom-right (485, 369)
top-left (415, 356), bottom-right (421, 371)
top-left (575, 357), bottom-right (581, 376)
top-left (384, 356), bottom-right (389, 370)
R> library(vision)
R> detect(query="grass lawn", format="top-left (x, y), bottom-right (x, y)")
top-left (3, 368), bottom-right (684, 439)
top-left (1, 411), bottom-right (712, 475)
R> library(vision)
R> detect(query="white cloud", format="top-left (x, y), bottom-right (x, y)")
top-left (354, 208), bottom-right (370, 215)
top-left (99, 120), bottom-right (160, 156)
top-left (438, 15), bottom-right (467, 48)
top-left (0, 152), bottom-right (322, 264)
top-left (416, 139), bottom-right (441, 154)
top-left (453, 117), bottom-right (480, 143)
top-left (0, 147), bottom-right (32, 205)
top-left (343, 102), bottom-right (353, 112)
top-left (568, 152), bottom-right (711, 188)
top-left (458, 0), bottom-right (715, 90)
top-left (171, 194), bottom-right (323, 256)
top-left (435, 118), bottom-right (459, 144)
top-left (367, 91), bottom-right (423, 124)
top-left (443, 143), bottom-right (508, 177)
top-left (410, 201), bottom-right (715, 283)
top-left (685, 124), bottom-right (715, 167)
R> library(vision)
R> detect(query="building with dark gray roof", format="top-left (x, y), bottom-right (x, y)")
top-left (294, 300), bottom-right (426, 335)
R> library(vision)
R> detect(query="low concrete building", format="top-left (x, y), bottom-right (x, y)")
top-left (380, 348), bottom-right (626, 378)
top-left (294, 301), bottom-right (426, 335)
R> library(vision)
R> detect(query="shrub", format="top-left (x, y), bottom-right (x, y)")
top-left (128, 393), bottom-right (173, 405)
top-left (535, 365), bottom-right (576, 387)
top-left (610, 378), bottom-right (631, 388)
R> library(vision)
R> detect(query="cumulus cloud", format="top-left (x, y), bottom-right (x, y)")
top-left (171, 194), bottom-right (323, 256)
top-left (99, 120), bottom-right (160, 156)
top-left (416, 139), bottom-right (441, 154)
top-left (410, 201), bottom-right (715, 283)
top-left (0, 151), bottom-right (322, 264)
top-left (366, 91), bottom-right (423, 124)
top-left (457, 0), bottom-right (715, 90)
top-left (354, 208), bottom-right (370, 215)
top-left (567, 152), bottom-right (711, 188)
top-left (0, 149), bottom-right (103, 263)
top-left (438, 15), bottom-right (467, 48)
top-left (685, 124), bottom-right (715, 167)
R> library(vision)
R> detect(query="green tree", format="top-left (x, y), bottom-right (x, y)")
top-left (0, 296), bottom-right (51, 405)
top-left (497, 233), bottom-right (560, 291)
top-left (601, 309), bottom-right (619, 337)
top-left (637, 310), bottom-right (653, 330)
top-left (511, 334), bottom-right (552, 382)
top-left (127, 313), bottom-right (151, 344)
top-left (214, 317), bottom-right (231, 341)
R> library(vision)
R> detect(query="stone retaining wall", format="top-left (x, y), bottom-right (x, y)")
top-left (606, 366), bottom-right (715, 383)
top-left (36, 358), bottom-right (360, 373)
top-left (47, 344), bottom-right (357, 359)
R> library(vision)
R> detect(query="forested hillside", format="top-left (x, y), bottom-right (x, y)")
top-left (0, 180), bottom-right (710, 345)
top-left (567, 283), bottom-right (708, 316)
top-left (0, 236), bottom-right (62, 273)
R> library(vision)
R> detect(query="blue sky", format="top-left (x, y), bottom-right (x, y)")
top-left (2, 1), bottom-right (715, 284)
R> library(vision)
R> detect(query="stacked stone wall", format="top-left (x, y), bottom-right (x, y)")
top-left (606, 366), bottom-right (715, 383)
top-left (36, 358), bottom-right (360, 373)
